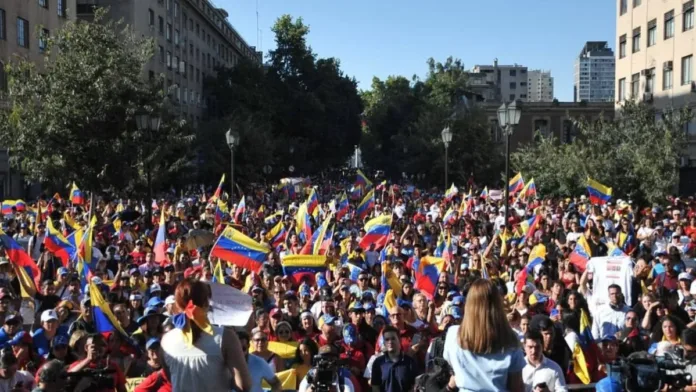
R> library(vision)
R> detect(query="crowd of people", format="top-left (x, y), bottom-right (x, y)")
top-left (0, 174), bottom-right (694, 392)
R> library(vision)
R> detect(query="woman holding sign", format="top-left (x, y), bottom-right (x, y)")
top-left (161, 278), bottom-right (251, 392)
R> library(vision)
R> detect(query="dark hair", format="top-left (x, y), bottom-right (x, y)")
top-left (294, 337), bottom-right (318, 364)
top-left (237, 330), bottom-right (250, 344)
top-left (682, 328), bottom-right (696, 346)
top-left (561, 310), bottom-right (580, 333)
top-left (381, 325), bottom-right (400, 339)
top-left (0, 348), bottom-right (16, 369)
top-left (608, 284), bottom-right (622, 293)
top-left (524, 330), bottom-right (543, 345)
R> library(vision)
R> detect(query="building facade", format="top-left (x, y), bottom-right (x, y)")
top-left (0, 0), bottom-right (77, 199)
top-left (472, 61), bottom-right (529, 102)
top-left (527, 70), bottom-right (554, 102)
top-left (574, 41), bottom-right (615, 103)
top-left (76, 0), bottom-right (261, 128)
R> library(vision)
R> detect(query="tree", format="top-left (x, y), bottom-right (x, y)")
top-left (510, 101), bottom-right (690, 204)
top-left (361, 57), bottom-right (502, 186)
top-left (0, 9), bottom-right (193, 195)
top-left (201, 15), bottom-right (363, 183)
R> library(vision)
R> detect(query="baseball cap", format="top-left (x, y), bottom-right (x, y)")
top-left (322, 314), bottom-right (337, 326)
top-left (146, 338), bottom-right (161, 350)
top-left (451, 296), bottom-right (464, 306)
top-left (300, 311), bottom-right (313, 320)
top-left (251, 285), bottom-right (264, 293)
top-left (57, 267), bottom-right (69, 276)
top-left (447, 306), bottom-right (463, 320)
top-left (349, 302), bottom-right (363, 312)
top-left (150, 283), bottom-right (162, 293)
top-left (147, 296), bottom-right (164, 308)
top-left (680, 272), bottom-right (694, 281)
top-left (4, 313), bottom-right (22, 325)
top-left (52, 335), bottom-right (69, 348)
top-left (40, 310), bottom-right (58, 323)
top-left (164, 295), bottom-right (175, 306)
top-left (269, 308), bottom-right (282, 319)
top-left (129, 293), bottom-right (142, 301)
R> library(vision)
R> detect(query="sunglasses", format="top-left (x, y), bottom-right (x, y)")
top-left (358, 278), bottom-right (368, 282)
top-left (253, 338), bottom-right (267, 342)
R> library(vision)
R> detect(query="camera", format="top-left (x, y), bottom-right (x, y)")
top-left (306, 353), bottom-right (343, 392)
top-left (602, 351), bottom-right (693, 392)
top-left (66, 367), bottom-right (117, 392)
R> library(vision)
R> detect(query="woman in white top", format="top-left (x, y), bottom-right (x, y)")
top-left (162, 278), bottom-right (251, 392)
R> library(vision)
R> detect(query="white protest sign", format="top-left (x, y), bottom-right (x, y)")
top-left (207, 282), bottom-right (253, 327)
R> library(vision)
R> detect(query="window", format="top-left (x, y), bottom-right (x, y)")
top-left (149, 9), bottom-right (155, 26)
top-left (665, 10), bottom-right (675, 39)
top-left (174, 29), bottom-right (179, 45)
top-left (189, 64), bottom-right (193, 76)
top-left (182, 60), bottom-right (187, 77)
top-left (189, 43), bottom-right (193, 54)
top-left (509, 70), bottom-right (516, 76)
top-left (159, 46), bottom-right (164, 63)
top-left (148, 71), bottom-right (155, 80)
top-left (0, 9), bottom-right (5, 41)
top-left (509, 82), bottom-right (516, 89)
top-left (682, 55), bottom-right (693, 85)
top-left (57, 0), bottom-right (65, 16)
top-left (183, 87), bottom-right (187, 103)
top-left (39, 28), bottom-right (49, 52)
top-left (16, 18), bottom-right (28, 48)
top-left (166, 51), bottom-right (172, 68)
top-left (159, 17), bottom-right (164, 34)
top-left (174, 56), bottom-right (179, 72)
top-left (632, 27), bottom-right (641, 53)
top-left (509, 94), bottom-right (515, 101)
top-left (0, 61), bottom-right (6, 93)
top-left (166, 0), bottom-right (171, 10)
top-left (633, 0), bottom-right (641, 6)
top-left (664, 63), bottom-right (673, 90)
top-left (174, 1), bottom-right (179, 17)
top-left (685, 2), bottom-right (695, 31)
top-left (619, 35), bottom-right (627, 58)
top-left (646, 68), bottom-right (655, 93)
top-left (648, 20), bottom-right (657, 47)
top-left (196, 68), bottom-right (200, 82)
top-left (631, 73), bottom-right (640, 97)
top-left (196, 23), bottom-right (199, 36)
top-left (618, 78), bottom-right (626, 101)
top-left (39, 0), bottom-right (48, 8)
top-left (620, 0), bottom-right (627, 15)
top-left (166, 24), bottom-right (172, 41)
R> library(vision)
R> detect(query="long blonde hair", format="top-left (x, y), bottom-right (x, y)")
top-left (459, 279), bottom-right (520, 354)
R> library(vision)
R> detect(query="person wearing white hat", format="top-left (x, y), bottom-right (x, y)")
top-left (163, 295), bottom-right (176, 316)
top-left (33, 309), bottom-right (65, 357)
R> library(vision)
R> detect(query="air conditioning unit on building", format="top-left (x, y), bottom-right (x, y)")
top-left (680, 156), bottom-right (689, 168)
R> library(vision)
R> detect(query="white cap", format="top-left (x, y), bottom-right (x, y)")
top-left (41, 309), bottom-right (58, 323)
top-left (164, 295), bottom-right (175, 305)
top-left (150, 283), bottom-right (162, 292)
top-left (91, 276), bottom-right (103, 285)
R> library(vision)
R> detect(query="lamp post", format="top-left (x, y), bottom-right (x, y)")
top-left (497, 100), bottom-right (522, 226)
top-left (135, 112), bottom-right (161, 230)
top-left (441, 126), bottom-right (453, 190)
top-left (225, 130), bottom-right (239, 203)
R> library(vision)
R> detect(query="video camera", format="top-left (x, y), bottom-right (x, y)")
top-left (601, 351), bottom-right (692, 392)
top-left (66, 367), bottom-right (117, 392)
top-left (306, 352), bottom-right (345, 392)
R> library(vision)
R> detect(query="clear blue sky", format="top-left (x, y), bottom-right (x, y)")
top-left (218, 0), bottom-right (616, 101)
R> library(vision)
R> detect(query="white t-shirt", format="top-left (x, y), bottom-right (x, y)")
top-left (394, 205), bottom-right (406, 219)
top-left (587, 256), bottom-right (634, 308)
top-left (364, 354), bottom-right (381, 379)
top-left (522, 356), bottom-right (568, 392)
top-left (298, 375), bottom-right (355, 392)
top-left (0, 370), bottom-right (34, 392)
top-left (247, 353), bottom-right (277, 392)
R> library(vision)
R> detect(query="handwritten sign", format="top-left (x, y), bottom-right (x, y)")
top-left (126, 377), bottom-right (144, 392)
top-left (207, 282), bottom-right (253, 327)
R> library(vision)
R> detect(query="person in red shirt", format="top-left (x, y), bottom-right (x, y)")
top-left (130, 240), bottom-right (147, 265)
top-left (134, 369), bottom-right (172, 392)
top-left (317, 314), bottom-right (339, 347)
top-left (68, 333), bottom-right (127, 392)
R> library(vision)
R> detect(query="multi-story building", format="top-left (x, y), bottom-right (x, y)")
top-left (527, 70), bottom-right (554, 102)
top-left (0, 0), bottom-right (77, 199)
top-left (616, 0), bottom-right (696, 192)
top-left (472, 60), bottom-right (529, 102)
top-left (574, 41), bottom-right (615, 103)
top-left (76, 0), bottom-right (261, 127)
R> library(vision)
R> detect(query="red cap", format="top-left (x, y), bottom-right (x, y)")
top-left (269, 307), bottom-right (282, 319)
top-left (184, 265), bottom-right (202, 279)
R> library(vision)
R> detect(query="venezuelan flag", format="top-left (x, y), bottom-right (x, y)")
top-left (508, 172), bottom-right (524, 194)
top-left (346, 262), bottom-right (364, 281)
top-left (480, 186), bottom-right (488, 199)
top-left (234, 195), bottom-right (246, 224)
top-left (519, 178), bottom-right (537, 200)
top-left (607, 240), bottom-right (627, 257)
top-left (336, 192), bottom-right (349, 220)
top-left (0, 227), bottom-right (42, 290)
top-left (44, 219), bottom-right (77, 266)
top-left (265, 220), bottom-right (288, 249)
top-left (573, 309), bottom-right (600, 384)
top-left (69, 182), bottom-right (85, 205)
top-left (210, 226), bottom-right (270, 273)
top-left (516, 244), bottom-right (546, 294)
top-left (211, 174), bottom-right (225, 202)
top-left (359, 213), bottom-right (392, 250)
top-left (355, 169), bottom-right (372, 189)
top-left (153, 210), bottom-right (167, 263)
top-left (79, 216), bottom-right (98, 268)
top-left (212, 260), bottom-right (226, 283)
top-left (264, 209), bottom-right (283, 225)
top-left (349, 186), bottom-right (362, 200)
top-left (442, 207), bottom-right (457, 225)
top-left (311, 213), bottom-right (333, 255)
top-left (262, 368), bottom-right (298, 392)
top-left (569, 235), bottom-right (592, 272)
top-left (295, 202), bottom-right (312, 243)
top-left (444, 183), bottom-right (458, 201)
top-left (517, 215), bottom-right (542, 248)
top-left (587, 178), bottom-right (612, 205)
top-left (355, 189), bottom-right (375, 221)
top-left (414, 256), bottom-right (445, 300)
top-left (1, 200), bottom-right (25, 215)
top-left (281, 255), bottom-right (327, 286)
top-left (306, 188), bottom-right (318, 216)
top-left (88, 282), bottom-right (128, 336)
top-left (434, 233), bottom-right (453, 262)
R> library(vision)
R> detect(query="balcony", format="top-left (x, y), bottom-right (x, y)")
top-left (76, 0), bottom-right (112, 15)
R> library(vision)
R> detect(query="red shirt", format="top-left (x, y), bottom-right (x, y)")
top-left (130, 250), bottom-right (147, 265)
top-left (133, 370), bottom-right (172, 392)
top-left (68, 361), bottom-right (126, 392)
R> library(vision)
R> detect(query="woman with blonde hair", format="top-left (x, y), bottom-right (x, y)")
top-left (443, 279), bottom-right (525, 392)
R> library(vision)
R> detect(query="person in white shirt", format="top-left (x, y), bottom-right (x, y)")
top-left (522, 331), bottom-right (567, 392)
top-left (591, 284), bottom-right (630, 342)
top-left (394, 201), bottom-right (406, 220)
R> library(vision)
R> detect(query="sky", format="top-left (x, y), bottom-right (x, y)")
top-left (218, 0), bottom-right (616, 101)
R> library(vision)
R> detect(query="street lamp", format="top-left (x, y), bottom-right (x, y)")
top-left (497, 100), bottom-right (522, 226)
top-left (225, 129), bottom-right (239, 202)
top-left (441, 126), bottom-right (453, 190)
top-left (135, 112), bottom-right (161, 229)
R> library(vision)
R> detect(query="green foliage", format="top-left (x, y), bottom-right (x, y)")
top-left (0, 9), bottom-right (194, 196)
top-left (361, 57), bottom-right (503, 185)
top-left (511, 101), bottom-right (690, 204)
top-left (201, 15), bottom-right (363, 184)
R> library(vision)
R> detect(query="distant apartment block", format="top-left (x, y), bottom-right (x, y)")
top-left (574, 41), bottom-right (615, 103)
top-left (472, 60), bottom-right (529, 102)
top-left (527, 70), bottom-right (554, 102)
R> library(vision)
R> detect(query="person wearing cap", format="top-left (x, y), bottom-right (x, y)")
top-left (347, 302), bottom-right (377, 347)
top-left (133, 307), bottom-right (166, 348)
top-left (340, 323), bottom-right (368, 386)
top-left (32, 309), bottom-right (67, 357)
top-left (297, 311), bottom-right (320, 340)
top-left (67, 297), bottom-right (96, 336)
top-left (521, 330), bottom-right (567, 392)
top-left (317, 314), bottom-right (340, 347)
top-left (163, 295), bottom-right (176, 317)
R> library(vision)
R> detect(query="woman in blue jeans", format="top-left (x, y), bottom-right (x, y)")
top-left (443, 279), bottom-right (525, 392)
